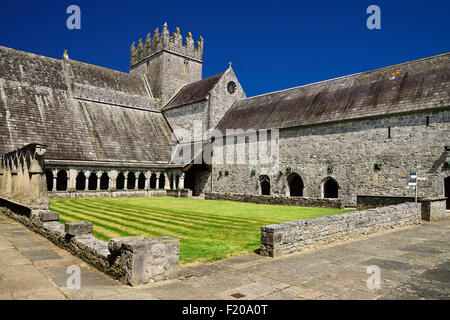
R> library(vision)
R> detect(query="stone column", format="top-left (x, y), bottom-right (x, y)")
top-left (179, 172), bottom-right (185, 190)
top-left (109, 170), bottom-right (117, 191)
top-left (52, 169), bottom-right (58, 192)
top-left (155, 172), bottom-right (160, 189)
top-left (68, 169), bottom-right (77, 192)
top-left (124, 171), bottom-right (128, 191)
top-left (84, 171), bottom-right (91, 191)
top-left (134, 171), bottom-right (139, 190)
top-left (96, 171), bottom-right (102, 191)
top-left (164, 172), bottom-right (170, 190)
top-left (145, 171), bottom-right (151, 190)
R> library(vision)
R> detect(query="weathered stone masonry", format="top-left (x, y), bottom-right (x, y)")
top-left (260, 202), bottom-right (421, 257)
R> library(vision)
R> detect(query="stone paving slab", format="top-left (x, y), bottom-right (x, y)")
top-left (0, 212), bottom-right (449, 300)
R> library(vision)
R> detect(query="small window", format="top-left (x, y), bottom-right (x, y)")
top-left (183, 60), bottom-right (189, 74)
top-left (227, 81), bottom-right (237, 94)
top-left (426, 116), bottom-right (430, 127)
top-left (388, 127), bottom-right (391, 139)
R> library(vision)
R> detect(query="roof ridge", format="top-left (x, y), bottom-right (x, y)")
top-left (244, 52), bottom-right (450, 101)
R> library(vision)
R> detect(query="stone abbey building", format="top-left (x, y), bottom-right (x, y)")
top-left (0, 23), bottom-right (449, 208)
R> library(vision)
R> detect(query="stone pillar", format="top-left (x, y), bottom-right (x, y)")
top-left (96, 171), bottom-right (102, 191)
top-left (155, 172), bottom-right (160, 189)
top-left (109, 170), bottom-right (117, 191)
top-left (179, 172), bottom-right (185, 190)
top-left (134, 171), bottom-right (139, 190)
top-left (52, 169), bottom-right (58, 192)
top-left (145, 171), bottom-right (151, 190)
top-left (84, 171), bottom-right (91, 191)
top-left (124, 171), bottom-right (128, 191)
top-left (68, 169), bottom-right (77, 192)
top-left (164, 172), bottom-right (170, 190)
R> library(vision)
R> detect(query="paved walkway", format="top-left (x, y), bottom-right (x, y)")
top-left (0, 213), bottom-right (449, 300)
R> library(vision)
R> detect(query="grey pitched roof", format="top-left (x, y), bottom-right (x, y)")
top-left (163, 72), bottom-right (224, 110)
top-left (216, 53), bottom-right (450, 132)
top-left (0, 45), bottom-right (175, 163)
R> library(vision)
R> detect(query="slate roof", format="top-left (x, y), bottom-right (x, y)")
top-left (0, 45), bottom-right (175, 163)
top-left (163, 72), bottom-right (224, 110)
top-left (216, 53), bottom-right (450, 132)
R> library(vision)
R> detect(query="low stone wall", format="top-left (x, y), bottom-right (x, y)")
top-left (0, 197), bottom-right (179, 286)
top-left (166, 189), bottom-right (191, 198)
top-left (260, 202), bottom-right (421, 257)
top-left (48, 189), bottom-right (168, 199)
top-left (205, 192), bottom-right (344, 209)
top-left (357, 195), bottom-right (447, 221)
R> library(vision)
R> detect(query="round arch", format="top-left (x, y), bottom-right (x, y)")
top-left (287, 172), bottom-right (304, 197)
top-left (322, 177), bottom-right (339, 199)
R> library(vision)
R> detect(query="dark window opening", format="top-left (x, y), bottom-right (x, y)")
top-left (76, 172), bottom-right (86, 191)
top-left (127, 172), bottom-right (136, 190)
top-left (426, 116), bottom-right (430, 127)
top-left (116, 172), bottom-right (125, 190)
top-left (100, 172), bottom-right (109, 190)
top-left (388, 127), bottom-right (391, 139)
top-left (158, 173), bottom-right (165, 189)
top-left (323, 178), bottom-right (339, 198)
top-left (88, 172), bottom-right (98, 191)
top-left (288, 173), bottom-right (304, 197)
top-left (56, 170), bottom-right (67, 191)
top-left (45, 170), bottom-right (53, 191)
top-left (259, 175), bottom-right (271, 196)
top-left (138, 172), bottom-right (146, 190)
top-left (150, 173), bottom-right (157, 189)
top-left (445, 177), bottom-right (450, 210)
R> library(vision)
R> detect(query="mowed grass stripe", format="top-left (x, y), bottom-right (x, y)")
top-left (52, 201), bottom-right (250, 241)
top-left (52, 201), bottom-right (257, 237)
top-left (63, 199), bottom-right (257, 230)
top-left (51, 197), bottom-right (351, 263)
top-left (78, 198), bottom-right (262, 226)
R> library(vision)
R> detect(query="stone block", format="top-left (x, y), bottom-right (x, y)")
top-left (64, 221), bottom-right (93, 237)
top-left (33, 210), bottom-right (59, 222)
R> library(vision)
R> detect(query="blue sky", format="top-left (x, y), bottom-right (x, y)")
top-left (0, 0), bottom-right (449, 97)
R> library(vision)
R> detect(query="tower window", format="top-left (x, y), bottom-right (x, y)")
top-left (388, 127), bottom-right (391, 139)
top-left (227, 81), bottom-right (237, 94)
top-left (426, 116), bottom-right (430, 126)
top-left (183, 60), bottom-right (189, 74)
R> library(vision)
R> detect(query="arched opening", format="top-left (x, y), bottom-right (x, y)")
top-left (288, 173), bottom-right (304, 197)
top-left (45, 169), bottom-right (53, 191)
top-left (127, 172), bottom-right (136, 190)
top-left (175, 175), bottom-right (180, 190)
top-left (323, 177), bottom-right (339, 198)
top-left (138, 172), bottom-right (146, 190)
top-left (76, 171), bottom-right (86, 191)
top-left (159, 173), bottom-right (165, 189)
top-left (56, 170), bottom-right (67, 191)
top-left (88, 172), bottom-right (98, 191)
top-left (100, 172), bottom-right (109, 190)
top-left (259, 175), bottom-right (271, 196)
top-left (445, 177), bottom-right (450, 210)
top-left (150, 173), bottom-right (157, 189)
top-left (116, 172), bottom-right (125, 190)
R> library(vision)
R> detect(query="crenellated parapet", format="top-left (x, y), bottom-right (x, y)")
top-left (0, 144), bottom-right (49, 209)
top-left (130, 22), bottom-right (203, 66)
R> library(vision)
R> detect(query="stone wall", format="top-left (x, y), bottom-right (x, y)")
top-left (260, 202), bottom-right (421, 257)
top-left (0, 144), bottom-right (49, 209)
top-left (211, 109), bottom-right (450, 207)
top-left (48, 189), bottom-right (168, 199)
top-left (205, 192), bottom-right (343, 208)
top-left (0, 197), bottom-right (179, 286)
top-left (357, 195), bottom-right (447, 221)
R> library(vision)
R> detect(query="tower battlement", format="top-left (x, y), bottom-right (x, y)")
top-left (130, 23), bottom-right (203, 66)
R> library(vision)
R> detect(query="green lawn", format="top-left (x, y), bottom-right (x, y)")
top-left (50, 197), bottom-right (351, 264)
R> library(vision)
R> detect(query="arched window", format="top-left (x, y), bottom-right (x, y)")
top-left (56, 170), bottom-right (67, 191)
top-left (150, 173), bottom-right (157, 189)
top-left (45, 169), bottom-right (53, 191)
top-left (138, 172), bottom-right (146, 190)
top-left (323, 177), bottom-right (339, 198)
top-left (169, 175), bottom-right (174, 190)
top-left (288, 172), bottom-right (304, 197)
top-left (116, 172), bottom-right (125, 190)
top-left (127, 172), bottom-right (136, 190)
top-left (159, 173), bottom-right (165, 189)
top-left (176, 175), bottom-right (180, 190)
top-left (445, 177), bottom-right (450, 210)
top-left (76, 171), bottom-right (86, 191)
top-left (259, 175), bottom-right (271, 196)
top-left (100, 172), bottom-right (109, 190)
top-left (88, 172), bottom-right (98, 191)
